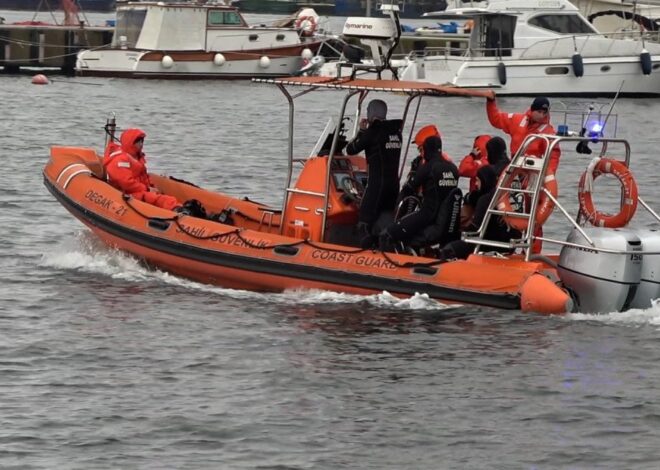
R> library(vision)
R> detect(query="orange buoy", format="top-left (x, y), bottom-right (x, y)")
top-left (31, 74), bottom-right (50, 85)
top-left (520, 273), bottom-right (573, 314)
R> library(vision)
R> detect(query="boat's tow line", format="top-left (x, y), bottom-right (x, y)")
top-left (122, 194), bottom-right (449, 270)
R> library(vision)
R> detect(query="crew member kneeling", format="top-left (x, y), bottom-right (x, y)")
top-left (380, 135), bottom-right (459, 251)
top-left (104, 128), bottom-right (181, 211)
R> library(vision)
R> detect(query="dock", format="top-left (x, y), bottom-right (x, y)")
top-left (0, 23), bottom-right (113, 73)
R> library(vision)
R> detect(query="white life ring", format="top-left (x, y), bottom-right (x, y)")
top-left (295, 15), bottom-right (318, 37)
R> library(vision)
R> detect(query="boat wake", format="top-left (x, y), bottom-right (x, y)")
top-left (276, 289), bottom-right (453, 311)
top-left (41, 230), bottom-right (453, 311)
top-left (567, 300), bottom-right (660, 326)
top-left (40, 230), bottom-right (153, 281)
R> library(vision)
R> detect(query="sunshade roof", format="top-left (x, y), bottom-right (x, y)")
top-left (254, 76), bottom-right (493, 98)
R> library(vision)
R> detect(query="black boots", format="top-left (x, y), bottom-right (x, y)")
top-left (357, 222), bottom-right (376, 249)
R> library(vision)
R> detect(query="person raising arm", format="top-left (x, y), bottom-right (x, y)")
top-left (486, 93), bottom-right (560, 173)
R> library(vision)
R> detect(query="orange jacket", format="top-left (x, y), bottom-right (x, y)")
top-left (486, 100), bottom-right (560, 172)
top-left (458, 134), bottom-right (491, 191)
top-left (104, 128), bottom-right (151, 195)
top-left (103, 128), bottom-right (179, 210)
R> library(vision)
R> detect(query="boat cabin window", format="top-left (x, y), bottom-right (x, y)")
top-left (479, 14), bottom-right (516, 57)
top-left (528, 14), bottom-right (596, 35)
top-left (112, 9), bottom-right (147, 48)
top-left (208, 10), bottom-right (243, 26)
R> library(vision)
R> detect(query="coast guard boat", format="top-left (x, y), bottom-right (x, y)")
top-left (43, 64), bottom-right (660, 313)
top-left (47, 6), bottom-right (660, 313)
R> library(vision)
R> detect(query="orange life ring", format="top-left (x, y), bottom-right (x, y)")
top-left (295, 16), bottom-right (318, 37)
top-left (578, 158), bottom-right (638, 228)
top-left (496, 167), bottom-right (558, 231)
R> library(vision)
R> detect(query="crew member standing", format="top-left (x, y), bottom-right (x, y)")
top-left (346, 99), bottom-right (403, 248)
top-left (486, 93), bottom-right (560, 172)
top-left (487, 94), bottom-right (556, 253)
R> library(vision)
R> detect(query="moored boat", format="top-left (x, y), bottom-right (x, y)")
top-left (75, 1), bottom-right (322, 79)
top-left (572, 0), bottom-right (660, 39)
top-left (43, 69), bottom-right (660, 314)
top-left (231, 0), bottom-right (449, 19)
top-left (311, 0), bottom-right (660, 96)
top-left (0, 0), bottom-right (115, 11)
top-left (398, 0), bottom-right (660, 96)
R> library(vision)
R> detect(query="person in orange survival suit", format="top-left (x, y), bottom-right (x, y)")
top-left (458, 134), bottom-right (491, 192)
top-left (487, 94), bottom-right (557, 252)
top-left (486, 93), bottom-right (560, 173)
top-left (103, 128), bottom-right (181, 211)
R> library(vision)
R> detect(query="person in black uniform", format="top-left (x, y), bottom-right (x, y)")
top-left (485, 136), bottom-right (510, 177)
top-left (380, 134), bottom-right (459, 251)
top-left (346, 99), bottom-right (403, 248)
top-left (441, 164), bottom-right (521, 260)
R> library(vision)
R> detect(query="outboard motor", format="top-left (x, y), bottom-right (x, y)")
top-left (557, 227), bottom-right (642, 313)
top-left (342, 43), bottom-right (366, 64)
top-left (627, 229), bottom-right (660, 309)
top-left (342, 4), bottom-right (400, 68)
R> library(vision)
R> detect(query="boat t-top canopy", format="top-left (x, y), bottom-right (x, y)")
top-left (254, 76), bottom-right (493, 243)
top-left (254, 76), bottom-right (493, 98)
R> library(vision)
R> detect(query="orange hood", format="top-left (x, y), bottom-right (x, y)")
top-left (473, 134), bottom-right (491, 158)
top-left (120, 128), bottom-right (146, 159)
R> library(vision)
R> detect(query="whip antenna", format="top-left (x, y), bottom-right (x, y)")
top-left (601, 80), bottom-right (625, 137)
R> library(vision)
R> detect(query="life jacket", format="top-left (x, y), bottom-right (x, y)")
top-left (487, 101), bottom-right (560, 172)
top-left (103, 128), bottom-right (151, 195)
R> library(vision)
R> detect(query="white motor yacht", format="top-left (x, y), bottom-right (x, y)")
top-left (397, 0), bottom-right (660, 96)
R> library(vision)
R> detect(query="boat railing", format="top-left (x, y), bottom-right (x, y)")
top-left (600, 29), bottom-right (660, 43)
top-left (462, 134), bottom-right (557, 259)
top-left (519, 33), bottom-right (650, 59)
top-left (463, 134), bottom-right (660, 259)
top-left (414, 31), bottom-right (653, 61)
top-left (407, 44), bottom-right (467, 59)
top-left (554, 100), bottom-right (620, 139)
top-left (410, 36), bottom-right (603, 61)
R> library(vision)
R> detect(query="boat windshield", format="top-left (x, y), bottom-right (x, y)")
top-left (528, 13), bottom-right (597, 35)
top-left (112, 9), bottom-right (147, 48)
top-left (208, 10), bottom-right (244, 26)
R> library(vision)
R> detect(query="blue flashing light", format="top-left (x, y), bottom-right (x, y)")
top-left (590, 122), bottom-right (603, 134)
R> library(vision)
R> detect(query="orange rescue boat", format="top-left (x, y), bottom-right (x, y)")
top-left (44, 76), bottom-right (660, 313)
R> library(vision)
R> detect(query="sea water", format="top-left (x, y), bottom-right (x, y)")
top-left (3, 11), bottom-right (660, 470)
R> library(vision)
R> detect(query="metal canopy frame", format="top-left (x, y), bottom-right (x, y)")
top-left (254, 77), bottom-right (491, 239)
top-left (253, 77), bottom-right (658, 260)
